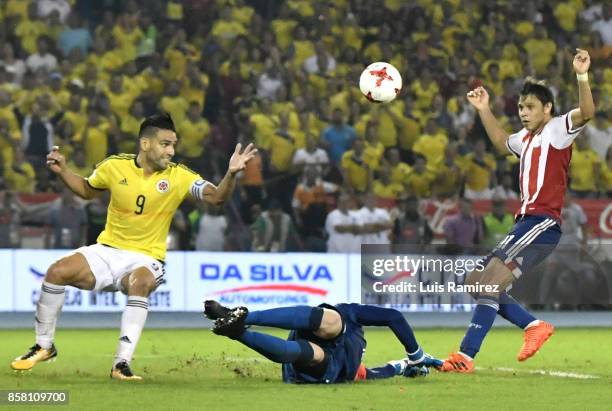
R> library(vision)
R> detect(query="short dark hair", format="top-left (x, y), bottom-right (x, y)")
top-left (138, 113), bottom-right (176, 138)
top-left (520, 78), bottom-right (555, 115)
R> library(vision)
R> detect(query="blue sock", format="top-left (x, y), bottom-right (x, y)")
top-left (460, 297), bottom-right (499, 359)
top-left (497, 293), bottom-right (536, 329)
top-left (246, 306), bottom-right (323, 330)
top-left (237, 330), bottom-right (313, 364)
top-left (366, 364), bottom-right (398, 380)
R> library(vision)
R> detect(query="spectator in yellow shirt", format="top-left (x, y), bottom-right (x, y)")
top-left (15, 3), bottom-right (47, 55)
top-left (82, 108), bottom-right (109, 167)
top-left (119, 101), bottom-right (144, 152)
top-left (524, 26), bottom-right (557, 75)
top-left (387, 148), bottom-right (412, 185)
top-left (88, 36), bottom-right (123, 73)
top-left (160, 80), bottom-right (189, 125)
top-left (232, 0), bottom-right (255, 26)
top-left (268, 112), bottom-right (297, 174)
top-left (211, 4), bottom-right (247, 51)
top-left (412, 119), bottom-right (448, 167)
top-left (363, 121), bottom-right (384, 171)
top-left (63, 94), bottom-right (88, 136)
top-left (5, 0), bottom-right (29, 20)
top-left (0, 91), bottom-right (19, 134)
top-left (434, 143), bottom-right (464, 198)
top-left (177, 101), bottom-right (211, 168)
top-left (373, 165), bottom-right (404, 202)
top-left (66, 146), bottom-right (92, 178)
top-left (106, 73), bottom-right (139, 119)
top-left (4, 149), bottom-right (36, 194)
top-left (410, 70), bottom-right (439, 111)
top-left (0, 118), bottom-right (17, 166)
top-left (47, 73), bottom-right (70, 109)
top-left (112, 14), bottom-right (144, 62)
top-left (357, 103), bottom-right (401, 148)
top-left (289, 25), bottom-right (315, 69)
top-left (396, 95), bottom-right (422, 158)
top-left (463, 139), bottom-right (497, 200)
top-left (271, 3), bottom-right (298, 51)
top-left (405, 154), bottom-right (435, 198)
top-left (484, 63), bottom-right (503, 97)
top-left (341, 138), bottom-right (371, 194)
top-left (55, 119), bottom-right (79, 159)
top-left (554, 1), bottom-right (578, 32)
top-left (249, 98), bottom-right (279, 150)
top-left (181, 62), bottom-right (209, 109)
top-left (570, 137), bottom-right (601, 197)
top-left (163, 29), bottom-right (199, 80)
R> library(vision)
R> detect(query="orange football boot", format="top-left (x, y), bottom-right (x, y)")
top-left (518, 321), bottom-right (554, 361)
top-left (439, 352), bottom-right (474, 373)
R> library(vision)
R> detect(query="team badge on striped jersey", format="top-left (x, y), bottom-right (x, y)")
top-left (156, 179), bottom-right (170, 193)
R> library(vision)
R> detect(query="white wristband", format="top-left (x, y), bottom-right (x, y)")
top-left (576, 72), bottom-right (588, 82)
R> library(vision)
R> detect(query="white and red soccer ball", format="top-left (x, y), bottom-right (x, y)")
top-left (359, 62), bottom-right (402, 103)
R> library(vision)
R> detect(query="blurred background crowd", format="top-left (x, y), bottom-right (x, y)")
top-left (0, 0), bottom-right (610, 256)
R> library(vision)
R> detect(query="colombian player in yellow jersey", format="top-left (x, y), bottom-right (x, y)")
top-left (10, 113), bottom-right (257, 380)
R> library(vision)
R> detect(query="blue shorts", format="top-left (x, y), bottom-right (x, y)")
top-left (282, 303), bottom-right (366, 384)
top-left (484, 215), bottom-right (562, 278)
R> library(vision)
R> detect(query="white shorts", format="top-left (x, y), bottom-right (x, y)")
top-left (72, 244), bottom-right (165, 292)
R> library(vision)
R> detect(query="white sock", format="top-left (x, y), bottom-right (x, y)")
top-left (35, 281), bottom-right (66, 349)
top-left (458, 351), bottom-right (473, 361)
top-left (114, 296), bottom-right (149, 366)
top-left (525, 320), bottom-right (540, 330)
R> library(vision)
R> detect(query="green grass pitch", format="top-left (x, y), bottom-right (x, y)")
top-left (1, 328), bottom-right (611, 411)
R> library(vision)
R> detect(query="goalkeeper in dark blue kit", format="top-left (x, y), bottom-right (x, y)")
top-left (204, 301), bottom-right (442, 384)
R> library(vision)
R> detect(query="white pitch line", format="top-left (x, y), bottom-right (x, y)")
top-left (477, 366), bottom-right (600, 380)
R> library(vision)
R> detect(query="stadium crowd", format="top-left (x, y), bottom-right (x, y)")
top-left (0, 0), bottom-right (610, 254)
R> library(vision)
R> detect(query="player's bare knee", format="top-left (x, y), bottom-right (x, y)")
top-left (485, 259), bottom-right (514, 289)
top-left (127, 269), bottom-right (156, 296)
top-left (314, 309), bottom-right (342, 340)
top-left (45, 261), bottom-right (71, 285)
top-left (464, 269), bottom-right (482, 287)
top-left (471, 259), bottom-right (501, 286)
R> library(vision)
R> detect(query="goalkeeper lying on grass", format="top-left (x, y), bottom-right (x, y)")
top-left (204, 301), bottom-right (442, 384)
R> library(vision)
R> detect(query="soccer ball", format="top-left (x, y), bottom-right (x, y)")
top-left (359, 62), bottom-right (402, 103)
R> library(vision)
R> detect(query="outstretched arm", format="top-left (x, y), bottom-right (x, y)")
top-left (352, 304), bottom-right (421, 355)
top-left (352, 304), bottom-right (442, 368)
top-left (466, 87), bottom-right (509, 153)
top-left (202, 143), bottom-right (257, 205)
top-left (571, 48), bottom-right (595, 128)
top-left (46, 146), bottom-right (101, 200)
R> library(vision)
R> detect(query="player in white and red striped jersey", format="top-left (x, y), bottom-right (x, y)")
top-left (440, 49), bottom-right (596, 373)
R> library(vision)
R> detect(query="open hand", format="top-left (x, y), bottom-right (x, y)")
top-left (228, 143), bottom-right (258, 175)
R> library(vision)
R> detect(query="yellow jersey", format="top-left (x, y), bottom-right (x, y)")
top-left (177, 118), bottom-right (210, 158)
top-left (86, 154), bottom-right (204, 261)
top-left (341, 151), bottom-right (369, 193)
